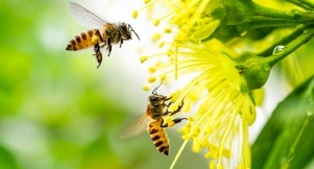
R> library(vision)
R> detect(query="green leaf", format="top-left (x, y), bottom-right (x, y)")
top-left (252, 75), bottom-right (314, 169)
top-left (0, 145), bottom-right (19, 169)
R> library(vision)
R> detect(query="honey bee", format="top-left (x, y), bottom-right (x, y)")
top-left (66, 2), bottom-right (140, 68)
top-left (122, 84), bottom-right (186, 155)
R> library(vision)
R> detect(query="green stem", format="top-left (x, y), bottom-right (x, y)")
top-left (253, 2), bottom-right (299, 20)
top-left (253, 2), bottom-right (314, 22)
top-left (287, 0), bottom-right (313, 10)
top-left (170, 140), bottom-right (188, 169)
top-left (299, 0), bottom-right (314, 9)
top-left (249, 17), bottom-right (302, 29)
top-left (258, 25), bottom-right (306, 56)
top-left (266, 27), bottom-right (314, 67)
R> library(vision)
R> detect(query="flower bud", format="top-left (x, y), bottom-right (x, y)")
top-left (235, 52), bottom-right (271, 90)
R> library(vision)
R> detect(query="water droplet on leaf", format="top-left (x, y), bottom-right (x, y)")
top-left (272, 45), bottom-right (286, 55)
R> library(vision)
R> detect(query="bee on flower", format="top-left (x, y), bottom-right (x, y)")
top-left (133, 0), bottom-right (314, 168)
top-left (141, 40), bottom-right (256, 169)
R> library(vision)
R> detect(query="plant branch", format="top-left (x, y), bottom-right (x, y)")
top-left (287, 0), bottom-right (313, 10)
top-left (249, 17), bottom-right (302, 29)
top-left (258, 25), bottom-right (306, 56)
top-left (265, 26), bottom-right (314, 67)
top-left (298, 0), bottom-right (314, 9)
top-left (253, 2), bottom-right (299, 20)
top-left (253, 2), bottom-right (314, 22)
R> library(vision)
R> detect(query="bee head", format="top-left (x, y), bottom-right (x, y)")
top-left (149, 83), bottom-right (166, 107)
top-left (149, 95), bottom-right (165, 107)
top-left (119, 23), bottom-right (140, 41)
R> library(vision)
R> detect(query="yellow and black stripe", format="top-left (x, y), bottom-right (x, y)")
top-left (148, 120), bottom-right (170, 155)
top-left (66, 29), bottom-right (97, 51)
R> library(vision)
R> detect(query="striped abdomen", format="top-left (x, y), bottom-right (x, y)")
top-left (66, 29), bottom-right (99, 51)
top-left (147, 120), bottom-right (170, 155)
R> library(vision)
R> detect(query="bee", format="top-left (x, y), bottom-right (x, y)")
top-left (66, 2), bottom-right (140, 68)
top-left (122, 84), bottom-right (186, 155)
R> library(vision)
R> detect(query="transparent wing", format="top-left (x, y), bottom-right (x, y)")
top-left (68, 2), bottom-right (107, 28)
top-left (120, 114), bottom-right (150, 139)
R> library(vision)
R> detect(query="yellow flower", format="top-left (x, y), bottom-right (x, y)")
top-left (134, 0), bottom-right (314, 167)
top-left (168, 0), bottom-right (221, 42)
top-left (142, 40), bottom-right (256, 168)
top-left (134, 0), bottom-right (263, 168)
top-left (134, 0), bottom-right (221, 42)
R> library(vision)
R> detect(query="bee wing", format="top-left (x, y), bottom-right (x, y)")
top-left (68, 2), bottom-right (107, 28)
top-left (120, 114), bottom-right (150, 139)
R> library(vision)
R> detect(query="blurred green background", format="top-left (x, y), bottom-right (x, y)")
top-left (0, 0), bottom-right (206, 169)
top-left (3, 0), bottom-right (314, 169)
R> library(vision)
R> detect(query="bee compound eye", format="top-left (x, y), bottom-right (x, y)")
top-left (150, 96), bottom-right (158, 102)
top-left (121, 25), bottom-right (127, 32)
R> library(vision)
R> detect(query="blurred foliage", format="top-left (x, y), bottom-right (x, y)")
top-left (252, 75), bottom-right (314, 169)
top-left (0, 145), bottom-right (19, 169)
top-left (0, 1), bottom-right (206, 169)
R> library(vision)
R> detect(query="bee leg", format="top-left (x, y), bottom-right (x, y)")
top-left (92, 30), bottom-right (104, 46)
top-left (166, 100), bottom-right (185, 116)
top-left (165, 96), bottom-right (172, 101)
top-left (160, 100), bottom-right (184, 118)
top-left (94, 43), bottom-right (100, 53)
top-left (159, 97), bottom-right (172, 108)
top-left (106, 38), bottom-right (112, 56)
top-left (165, 100), bottom-right (172, 108)
top-left (108, 45), bottom-right (112, 56)
top-left (95, 30), bottom-right (104, 42)
top-left (93, 43), bottom-right (103, 68)
top-left (160, 118), bottom-right (187, 128)
top-left (172, 118), bottom-right (187, 125)
top-left (96, 52), bottom-right (102, 68)
top-left (119, 39), bottom-right (123, 48)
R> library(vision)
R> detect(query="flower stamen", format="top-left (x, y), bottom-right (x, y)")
top-left (170, 140), bottom-right (189, 169)
top-left (132, 0), bottom-right (160, 19)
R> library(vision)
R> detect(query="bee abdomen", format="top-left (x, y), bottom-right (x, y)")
top-left (148, 121), bottom-right (170, 156)
top-left (66, 30), bottom-right (96, 51)
top-left (152, 139), bottom-right (169, 155)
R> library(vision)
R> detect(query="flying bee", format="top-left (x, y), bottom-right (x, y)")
top-left (66, 2), bottom-right (140, 68)
top-left (121, 84), bottom-right (186, 155)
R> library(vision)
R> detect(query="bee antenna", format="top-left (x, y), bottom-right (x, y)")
top-left (152, 83), bottom-right (163, 95)
top-left (128, 24), bottom-right (140, 41)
